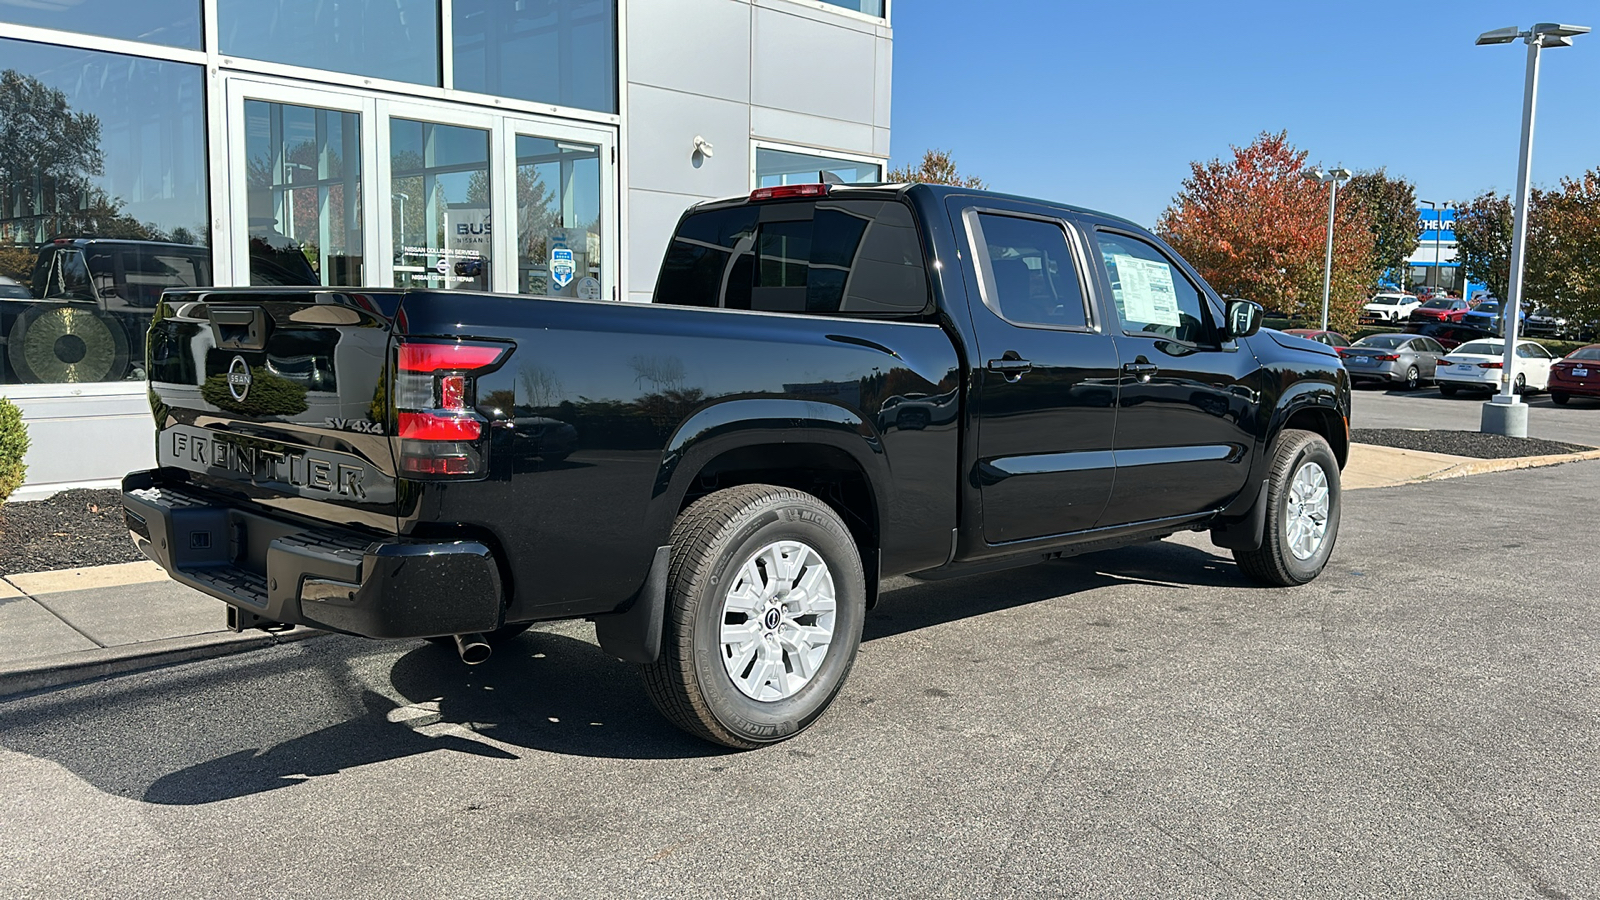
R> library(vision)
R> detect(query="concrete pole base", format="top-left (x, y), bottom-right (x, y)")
top-left (1481, 396), bottom-right (1529, 437)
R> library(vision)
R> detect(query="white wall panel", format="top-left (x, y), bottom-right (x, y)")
top-left (625, 83), bottom-right (752, 196)
top-left (751, 5), bottom-right (876, 126)
top-left (627, 0), bottom-right (751, 103)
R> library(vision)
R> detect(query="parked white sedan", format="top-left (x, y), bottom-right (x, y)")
top-left (1435, 339), bottom-right (1556, 396)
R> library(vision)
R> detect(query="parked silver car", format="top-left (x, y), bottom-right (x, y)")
top-left (1338, 333), bottom-right (1447, 390)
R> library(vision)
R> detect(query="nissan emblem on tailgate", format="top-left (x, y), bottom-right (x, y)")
top-left (227, 355), bottom-right (252, 402)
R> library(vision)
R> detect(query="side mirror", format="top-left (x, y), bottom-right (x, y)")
top-left (1226, 298), bottom-right (1264, 338)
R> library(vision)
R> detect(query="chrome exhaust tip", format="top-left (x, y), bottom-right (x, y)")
top-left (453, 632), bottom-right (492, 665)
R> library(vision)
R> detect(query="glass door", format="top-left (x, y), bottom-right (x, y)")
top-left (505, 117), bottom-right (616, 302)
top-left (223, 79), bottom-right (380, 287)
top-left (224, 78), bottom-right (615, 298)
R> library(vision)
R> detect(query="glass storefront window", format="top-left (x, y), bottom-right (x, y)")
top-left (817, 0), bottom-right (886, 17)
top-left (515, 136), bottom-right (602, 298)
top-left (244, 101), bottom-right (364, 286)
top-left (0, 39), bottom-right (207, 385)
top-left (391, 119), bottom-right (492, 291)
top-left (755, 148), bottom-right (882, 189)
top-left (219, 0), bottom-right (439, 87)
top-left (0, 0), bottom-right (200, 49)
top-left (452, 0), bottom-right (617, 114)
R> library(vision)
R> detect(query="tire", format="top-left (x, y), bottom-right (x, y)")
top-left (1403, 366), bottom-right (1420, 390)
top-left (1439, 383), bottom-right (1459, 396)
top-left (643, 484), bottom-right (865, 749)
top-left (1513, 373), bottom-right (1527, 395)
top-left (1233, 429), bottom-right (1341, 587)
top-left (1552, 392), bottom-right (1570, 406)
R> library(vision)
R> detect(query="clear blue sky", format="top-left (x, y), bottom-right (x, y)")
top-left (888, 0), bottom-right (1600, 228)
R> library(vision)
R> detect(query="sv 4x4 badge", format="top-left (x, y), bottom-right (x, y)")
top-left (325, 417), bottom-right (385, 435)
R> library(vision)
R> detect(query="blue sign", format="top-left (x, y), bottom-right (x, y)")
top-left (1418, 208), bottom-right (1455, 243)
top-left (550, 246), bottom-right (575, 289)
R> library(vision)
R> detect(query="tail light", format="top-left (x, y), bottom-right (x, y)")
top-left (1374, 354), bottom-right (1400, 361)
top-left (1478, 361), bottom-right (1503, 369)
top-left (391, 339), bottom-right (510, 478)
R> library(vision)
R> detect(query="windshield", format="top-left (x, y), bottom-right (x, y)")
top-left (1473, 302), bottom-right (1502, 313)
top-left (1420, 298), bottom-right (1452, 309)
top-left (1354, 334), bottom-right (1408, 349)
top-left (1567, 347), bottom-right (1600, 361)
top-left (1454, 340), bottom-right (1505, 356)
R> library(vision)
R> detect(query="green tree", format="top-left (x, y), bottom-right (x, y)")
top-left (1524, 170), bottom-right (1600, 324)
top-left (887, 149), bottom-right (986, 188)
top-left (1453, 192), bottom-right (1514, 301)
top-left (1344, 169), bottom-right (1419, 287)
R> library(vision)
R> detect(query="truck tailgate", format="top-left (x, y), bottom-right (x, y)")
top-left (146, 289), bottom-right (402, 533)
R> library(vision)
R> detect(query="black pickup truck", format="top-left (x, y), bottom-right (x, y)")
top-left (123, 183), bottom-right (1350, 748)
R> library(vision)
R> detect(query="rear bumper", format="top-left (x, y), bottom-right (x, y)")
top-left (121, 469), bottom-right (503, 639)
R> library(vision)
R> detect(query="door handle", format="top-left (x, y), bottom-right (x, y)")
top-left (986, 354), bottom-right (1032, 382)
top-left (1122, 362), bottom-right (1159, 382)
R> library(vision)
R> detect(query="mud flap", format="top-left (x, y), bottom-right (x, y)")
top-left (594, 545), bottom-right (670, 664)
top-left (1210, 479), bottom-right (1269, 551)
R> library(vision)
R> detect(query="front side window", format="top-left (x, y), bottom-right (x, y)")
top-left (655, 198), bottom-right (928, 317)
top-left (219, 0), bottom-right (439, 86)
top-left (1095, 231), bottom-right (1213, 344)
top-left (971, 213), bottom-right (1088, 329)
top-left (756, 148), bottom-right (882, 189)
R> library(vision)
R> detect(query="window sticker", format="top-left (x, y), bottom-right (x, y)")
top-left (1110, 254), bottom-right (1181, 328)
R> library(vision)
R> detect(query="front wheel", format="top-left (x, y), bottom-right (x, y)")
top-left (1234, 429), bottom-right (1341, 587)
top-left (1513, 373), bottom-right (1527, 395)
top-left (643, 484), bottom-right (865, 749)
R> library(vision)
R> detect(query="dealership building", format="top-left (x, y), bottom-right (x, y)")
top-left (0, 0), bottom-right (893, 496)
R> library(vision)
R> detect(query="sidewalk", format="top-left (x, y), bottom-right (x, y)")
top-left (0, 560), bottom-right (317, 698)
top-left (2, 441), bottom-right (1597, 699)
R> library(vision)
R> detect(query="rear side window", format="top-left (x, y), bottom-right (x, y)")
top-left (654, 198), bottom-right (930, 317)
top-left (969, 213), bottom-right (1089, 329)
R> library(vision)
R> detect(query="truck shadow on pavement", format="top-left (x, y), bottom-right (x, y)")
top-left (3, 540), bottom-right (1253, 805)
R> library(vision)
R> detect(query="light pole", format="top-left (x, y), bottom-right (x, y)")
top-left (1303, 166), bottom-right (1352, 332)
top-left (1475, 21), bottom-right (1589, 437)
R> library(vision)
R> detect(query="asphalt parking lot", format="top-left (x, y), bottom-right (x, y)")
top-left (1351, 382), bottom-right (1600, 448)
top-left (2, 457), bottom-right (1597, 899)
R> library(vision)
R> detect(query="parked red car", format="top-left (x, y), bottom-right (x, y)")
top-left (1408, 296), bottom-right (1471, 323)
top-left (1548, 345), bottom-right (1600, 405)
top-left (1283, 328), bottom-right (1352, 349)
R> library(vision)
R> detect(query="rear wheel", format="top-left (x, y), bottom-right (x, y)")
top-left (1439, 383), bottom-right (1459, 396)
top-left (1234, 430), bottom-right (1340, 587)
top-left (643, 484), bottom-right (865, 749)
top-left (1403, 366), bottom-right (1421, 390)
top-left (1552, 392), bottom-right (1570, 406)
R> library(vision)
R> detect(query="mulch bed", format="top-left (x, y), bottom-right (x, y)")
top-left (1352, 428), bottom-right (1594, 460)
top-left (0, 489), bottom-right (144, 576)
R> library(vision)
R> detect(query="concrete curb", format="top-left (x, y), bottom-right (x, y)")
top-left (0, 626), bottom-right (324, 700)
top-left (1423, 447), bottom-right (1600, 481)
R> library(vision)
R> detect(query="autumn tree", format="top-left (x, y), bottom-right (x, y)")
top-left (1524, 170), bottom-right (1600, 324)
top-left (887, 149), bottom-right (986, 188)
top-left (1453, 192), bottom-right (1514, 301)
top-left (1344, 169), bottom-right (1419, 286)
top-left (1157, 131), bottom-right (1376, 333)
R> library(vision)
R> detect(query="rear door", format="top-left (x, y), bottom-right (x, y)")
top-left (946, 199), bottom-right (1120, 545)
top-left (147, 289), bottom-right (403, 532)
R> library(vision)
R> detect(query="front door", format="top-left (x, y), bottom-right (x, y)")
top-left (1084, 224), bottom-right (1257, 526)
top-left (221, 77), bottom-right (617, 299)
top-left (948, 199), bottom-right (1121, 548)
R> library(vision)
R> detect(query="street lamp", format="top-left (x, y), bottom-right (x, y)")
top-left (1419, 199), bottom-right (1450, 294)
top-left (1303, 166), bottom-right (1353, 332)
top-left (1475, 21), bottom-right (1589, 437)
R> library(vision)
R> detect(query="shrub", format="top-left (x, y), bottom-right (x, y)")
top-left (0, 397), bottom-right (30, 503)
